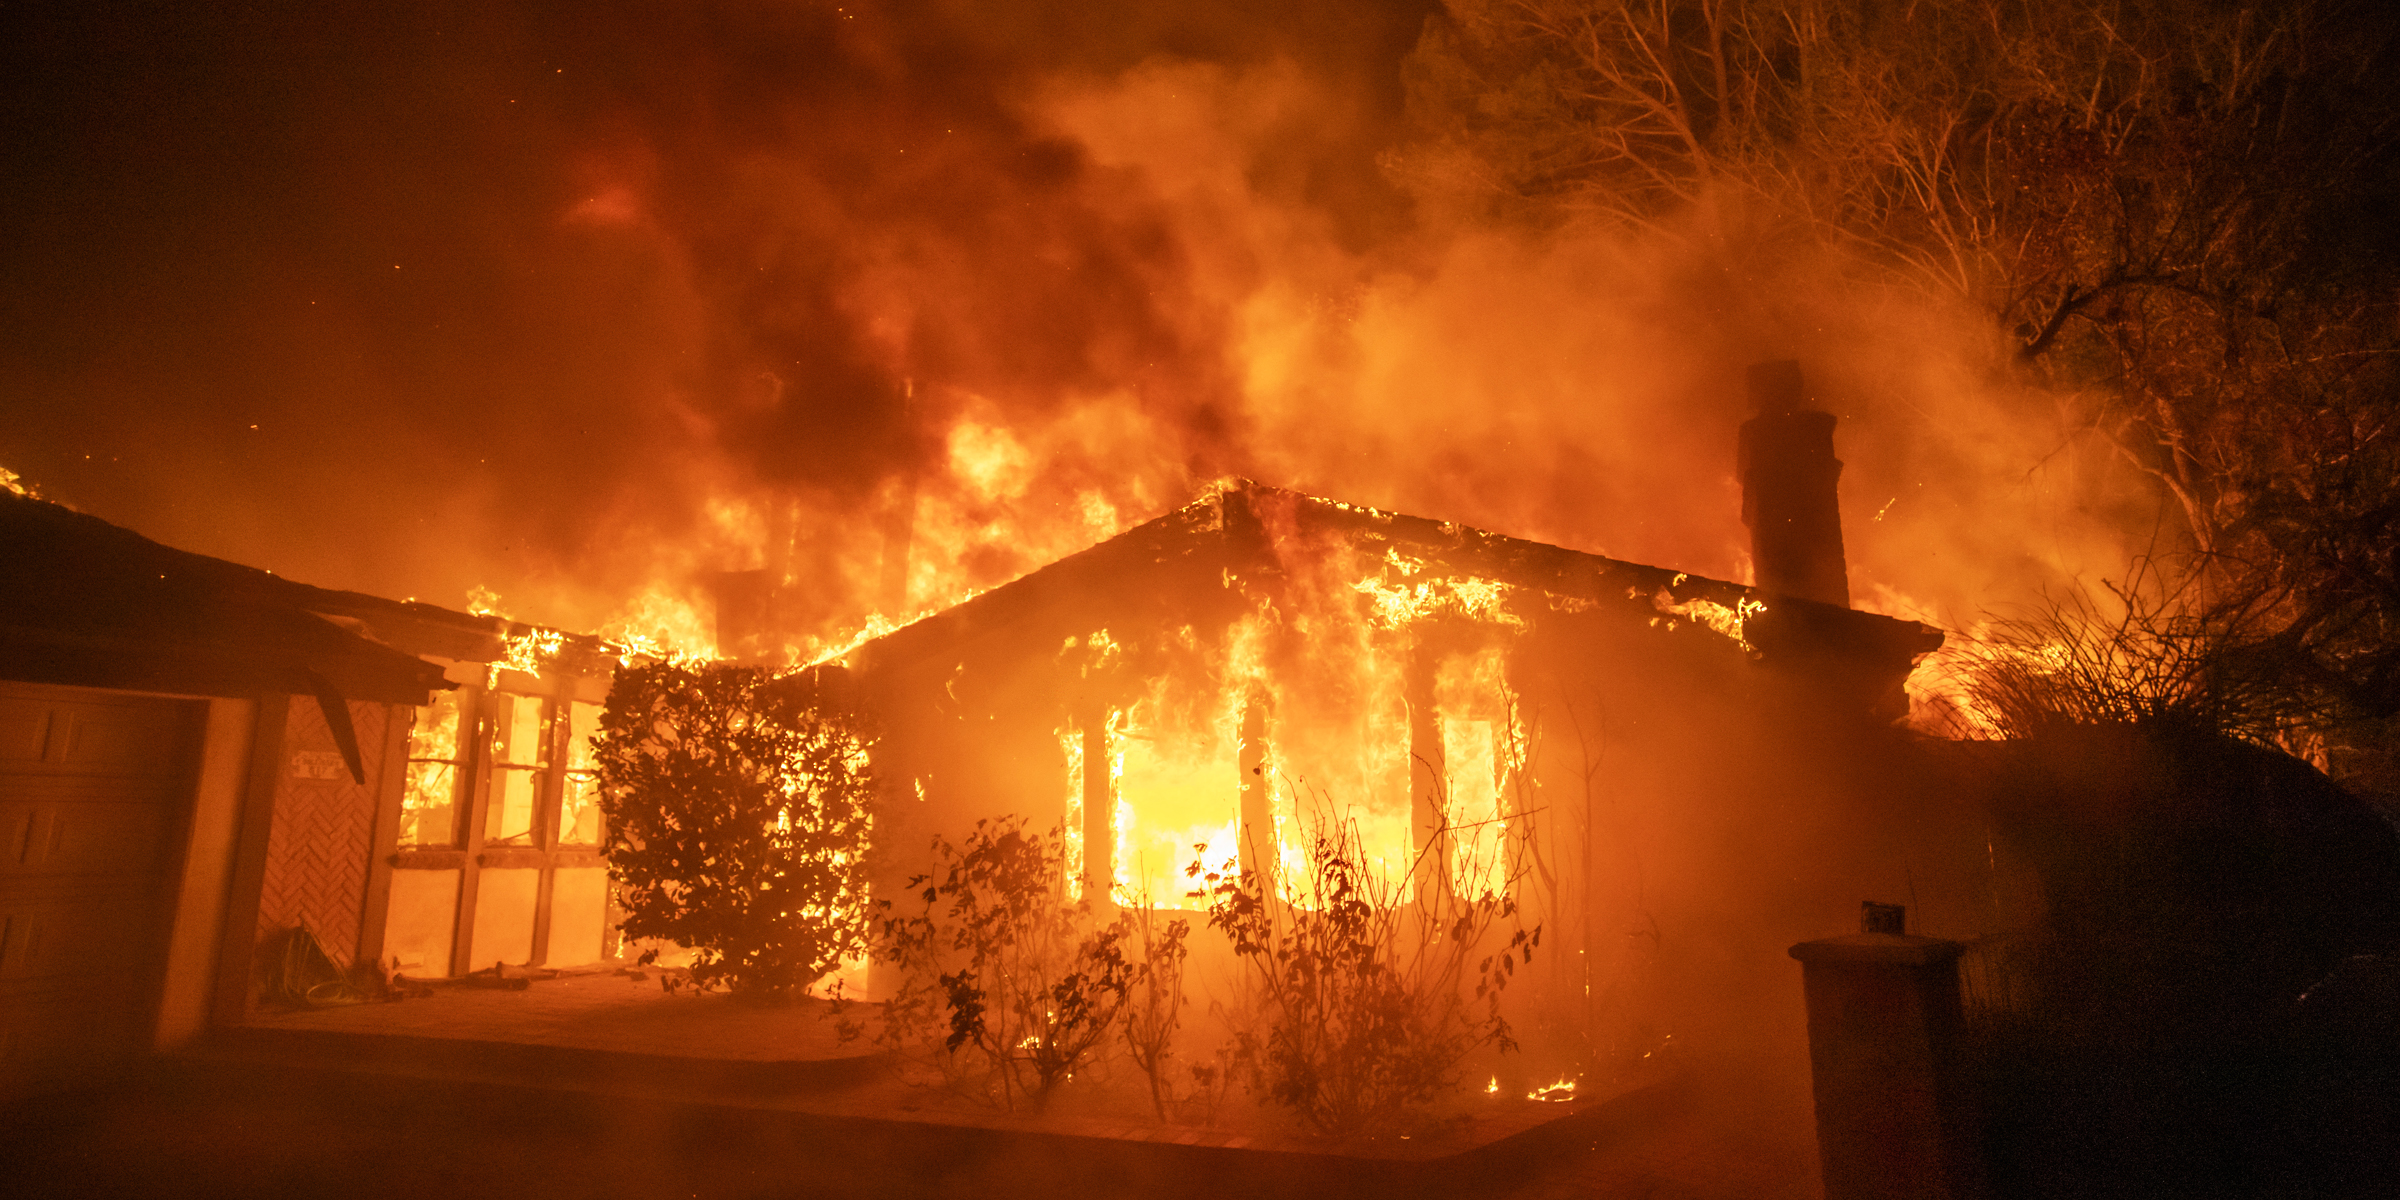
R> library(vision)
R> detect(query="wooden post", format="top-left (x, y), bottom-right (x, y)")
top-left (210, 692), bottom-right (287, 1028)
top-left (527, 682), bottom-right (574, 966)
top-left (354, 703), bottom-right (410, 975)
top-left (1082, 709), bottom-right (1113, 913)
top-left (449, 684), bottom-right (494, 976)
top-left (1407, 651), bottom-right (1448, 904)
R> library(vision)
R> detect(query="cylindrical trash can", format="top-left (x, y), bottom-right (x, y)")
top-left (1789, 904), bottom-right (1984, 1200)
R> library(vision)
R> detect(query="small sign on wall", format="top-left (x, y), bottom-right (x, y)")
top-left (288, 750), bottom-right (350, 780)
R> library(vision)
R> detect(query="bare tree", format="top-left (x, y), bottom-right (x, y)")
top-left (1400, 0), bottom-right (2400, 739)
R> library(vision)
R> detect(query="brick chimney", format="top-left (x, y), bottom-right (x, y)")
top-left (1740, 360), bottom-right (1851, 607)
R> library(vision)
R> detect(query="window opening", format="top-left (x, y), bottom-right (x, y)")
top-left (486, 693), bottom-right (550, 845)
top-left (400, 689), bottom-right (468, 846)
top-left (1436, 645), bottom-right (1515, 899)
top-left (1113, 696), bottom-right (1237, 908)
top-left (559, 700), bottom-right (603, 846)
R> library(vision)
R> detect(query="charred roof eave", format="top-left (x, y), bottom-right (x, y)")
top-left (0, 489), bottom-right (582, 705)
top-left (0, 617), bottom-right (450, 706)
top-left (848, 478), bottom-right (1943, 682)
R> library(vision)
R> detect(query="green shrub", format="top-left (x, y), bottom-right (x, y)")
top-left (594, 662), bottom-right (873, 1001)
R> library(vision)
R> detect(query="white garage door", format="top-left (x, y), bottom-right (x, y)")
top-left (0, 681), bottom-right (203, 1095)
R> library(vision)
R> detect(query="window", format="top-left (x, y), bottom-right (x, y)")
top-left (380, 674), bottom-right (614, 976)
top-left (559, 700), bottom-right (603, 846)
top-left (485, 693), bottom-right (550, 845)
top-left (400, 689), bottom-right (469, 846)
top-left (1435, 645), bottom-right (1517, 899)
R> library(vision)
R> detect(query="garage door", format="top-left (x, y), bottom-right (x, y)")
top-left (0, 682), bottom-right (203, 1095)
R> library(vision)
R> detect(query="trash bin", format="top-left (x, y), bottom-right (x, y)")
top-left (1789, 902), bottom-right (1984, 1200)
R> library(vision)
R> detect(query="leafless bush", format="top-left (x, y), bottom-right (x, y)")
top-left (1193, 805), bottom-right (1537, 1137)
top-left (1183, 1039), bottom-right (1245, 1126)
top-left (1119, 899), bottom-right (1191, 1121)
top-left (860, 819), bottom-right (1137, 1110)
top-left (1920, 567), bottom-right (2331, 747)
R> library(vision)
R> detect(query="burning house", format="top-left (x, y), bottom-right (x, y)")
top-left (3, 358), bottom-right (1962, 1100)
top-left (838, 363), bottom-right (1952, 1058)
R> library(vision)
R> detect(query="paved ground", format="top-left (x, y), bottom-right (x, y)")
top-left (1508, 1064), bottom-right (1819, 1200)
top-left (3, 975), bottom-right (1823, 1199)
top-left (1, 1055), bottom-right (1821, 1200)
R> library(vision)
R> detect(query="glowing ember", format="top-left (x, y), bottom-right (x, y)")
top-left (1651, 585), bottom-right (1767, 652)
top-left (1352, 550), bottom-right (1524, 631)
top-left (466, 584), bottom-right (506, 618)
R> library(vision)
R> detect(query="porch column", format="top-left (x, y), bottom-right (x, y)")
top-left (1082, 710), bottom-right (1114, 913)
top-left (1237, 693), bottom-right (1273, 894)
top-left (1407, 651), bottom-right (1448, 903)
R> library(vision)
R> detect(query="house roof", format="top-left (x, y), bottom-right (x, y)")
top-left (0, 489), bottom-right (599, 706)
top-left (852, 478), bottom-right (1942, 687)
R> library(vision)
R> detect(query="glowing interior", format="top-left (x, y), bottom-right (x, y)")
top-left (1111, 695), bottom-right (1239, 908)
top-left (1078, 622), bottom-right (1522, 909)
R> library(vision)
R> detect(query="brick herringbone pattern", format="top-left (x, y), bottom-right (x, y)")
top-left (256, 700), bottom-right (390, 968)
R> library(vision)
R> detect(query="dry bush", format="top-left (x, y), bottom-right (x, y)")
top-left (1119, 900), bottom-right (1192, 1120)
top-left (1193, 809), bottom-right (1537, 1137)
top-left (864, 818), bottom-right (1138, 1110)
top-left (1922, 568), bottom-right (2333, 748)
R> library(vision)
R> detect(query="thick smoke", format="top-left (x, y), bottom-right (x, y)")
top-left (0, 0), bottom-right (2125, 648)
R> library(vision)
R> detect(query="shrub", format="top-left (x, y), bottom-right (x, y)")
top-left (1120, 901), bottom-right (1192, 1120)
top-left (594, 661), bottom-right (873, 1001)
top-left (1920, 573), bottom-right (2331, 747)
top-left (870, 818), bottom-right (1139, 1109)
top-left (1194, 812), bottom-right (1536, 1136)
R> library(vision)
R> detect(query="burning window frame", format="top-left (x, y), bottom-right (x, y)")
top-left (382, 635), bottom-right (618, 979)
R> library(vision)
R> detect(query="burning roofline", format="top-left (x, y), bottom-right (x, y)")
top-left (846, 477), bottom-right (1942, 681)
